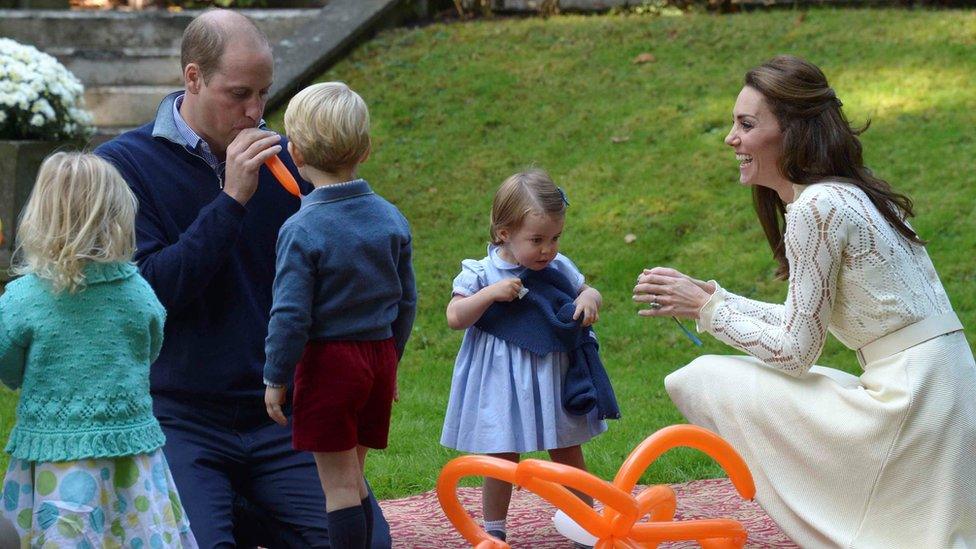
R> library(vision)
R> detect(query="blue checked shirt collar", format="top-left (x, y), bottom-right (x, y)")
top-left (172, 94), bottom-right (220, 169)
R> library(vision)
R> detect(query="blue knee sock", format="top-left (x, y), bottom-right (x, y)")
top-left (360, 497), bottom-right (374, 548)
top-left (328, 505), bottom-right (368, 549)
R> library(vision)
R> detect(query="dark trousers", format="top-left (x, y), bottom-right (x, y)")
top-left (154, 394), bottom-right (392, 548)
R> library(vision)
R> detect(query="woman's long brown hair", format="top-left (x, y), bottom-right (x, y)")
top-left (745, 55), bottom-right (923, 279)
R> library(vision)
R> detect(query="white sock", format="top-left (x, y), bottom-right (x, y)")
top-left (484, 519), bottom-right (506, 533)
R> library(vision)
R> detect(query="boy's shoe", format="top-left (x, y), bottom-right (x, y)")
top-left (572, 543), bottom-right (593, 549)
top-left (486, 529), bottom-right (507, 541)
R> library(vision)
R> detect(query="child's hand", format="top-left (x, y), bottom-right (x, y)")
top-left (489, 278), bottom-right (524, 302)
top-left (265, 386), bottom-right (288, 426)
top-left (573, 286), bottom-right (602, 327)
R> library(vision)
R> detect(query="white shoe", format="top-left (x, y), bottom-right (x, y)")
top-left (552, 509), bottom-right (598, 547)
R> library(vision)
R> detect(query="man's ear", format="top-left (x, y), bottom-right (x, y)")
top-left (287, 141), bottom-right (305, 168)
top-left (184, 63), bottom-right (202, 94)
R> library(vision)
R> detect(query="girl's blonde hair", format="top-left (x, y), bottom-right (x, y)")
top-left (13, 152), bottom-right (137, 293)
top-left (490, 169), bottom-right (567, 245)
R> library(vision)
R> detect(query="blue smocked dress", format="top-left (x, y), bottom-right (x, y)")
top-left (440, 245), bottom-right (608, 454)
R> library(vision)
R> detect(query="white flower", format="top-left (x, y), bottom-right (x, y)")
top-left (0, 38), bottom-right (92, 139)
top-left (48, 82), bottom-right (66, 99)
top-left (31, 98), bottom-right (55, 120)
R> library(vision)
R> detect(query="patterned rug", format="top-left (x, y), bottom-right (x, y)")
top-left (380, 478), bottom-right (798, 548)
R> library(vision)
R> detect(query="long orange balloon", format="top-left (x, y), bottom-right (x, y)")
top-left (613, 425), bottom-right (755, 498)
top-left (602, 423), bottom-right (755, 537)
top-left (437, 456), bottom-right (518, 548)
top-left (517, 459), bottom-right (637, 539)
top-left (436, 424), bottom-right (756, 549)
top-left (264, 154), bottom-right (301, 197)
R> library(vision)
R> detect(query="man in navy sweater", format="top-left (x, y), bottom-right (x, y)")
top-left (96, 10), bottom-right (391, 548)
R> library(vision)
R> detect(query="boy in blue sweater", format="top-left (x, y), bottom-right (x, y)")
top-left (264, 82), bottom-right (417, 549)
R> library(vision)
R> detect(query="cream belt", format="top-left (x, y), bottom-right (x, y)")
top-left (856, 311), bottom-right (964, 366)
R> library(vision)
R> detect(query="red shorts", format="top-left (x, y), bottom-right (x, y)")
top-left (292, 338), bottom-right (398, 452)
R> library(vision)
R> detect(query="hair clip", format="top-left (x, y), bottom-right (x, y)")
top-left (556, 186), bottom-right (570, 206)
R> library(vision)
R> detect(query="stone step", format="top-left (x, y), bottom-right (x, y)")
top-left (55, 48), bottom-right (183, 87)
top-left (269, 0), bottom-right (413, 107)
top-left (1, 1), bottom-right (411, 131)
top-left (85, 85), bottom-right (178, 129)
top-left (0, 8), bottom-right (320, 51)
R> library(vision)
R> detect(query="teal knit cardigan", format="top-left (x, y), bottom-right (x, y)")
top-left (0, 262), bottom-right (167, 462)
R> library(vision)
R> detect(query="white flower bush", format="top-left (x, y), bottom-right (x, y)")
top-left (0, 37), bottom-right (94, 141)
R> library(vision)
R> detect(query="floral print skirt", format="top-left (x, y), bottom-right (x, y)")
top-left (1, 449), bottom-right (197, 548)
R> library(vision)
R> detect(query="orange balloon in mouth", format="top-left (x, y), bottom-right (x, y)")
top-left (264, 154), bottom-right (302, 197)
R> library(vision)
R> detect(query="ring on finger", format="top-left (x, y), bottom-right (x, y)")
top-left (649, 296), bottom-right (662, 310)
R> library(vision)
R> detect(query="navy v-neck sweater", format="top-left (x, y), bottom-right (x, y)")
top-left (97, 120), bottom-right (311, 404)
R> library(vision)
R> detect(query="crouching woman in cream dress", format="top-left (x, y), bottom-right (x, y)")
top-left (634, 55), bottom-right (976, 548)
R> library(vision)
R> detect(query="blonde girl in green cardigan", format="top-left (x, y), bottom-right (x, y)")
top-left (0, 152), bottom-right (197, 548)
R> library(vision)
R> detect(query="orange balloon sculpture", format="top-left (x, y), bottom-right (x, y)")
top-left (437, 424), bottom-right (756, 549)
top-left (264, 154), bottom-right (302, 197)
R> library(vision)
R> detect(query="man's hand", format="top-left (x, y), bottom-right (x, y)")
top-left (223, 128), bottom-right (282, 205)
top-left (265, 385), bottom-right (288, 426)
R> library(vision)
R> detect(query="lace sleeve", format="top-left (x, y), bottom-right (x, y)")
top-left (699, 190), bottom-right (847, 376)
top-left (725, 293), bottom-right (786, 325)
top-left (695, 281), bottom-right (785, 330)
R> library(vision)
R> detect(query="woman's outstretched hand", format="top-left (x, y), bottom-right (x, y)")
top-left (633, 267), bottom-right (714, 319)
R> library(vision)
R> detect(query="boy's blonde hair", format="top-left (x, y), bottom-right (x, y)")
top-left (490, 169), bottom-right (567, 245)
top-left (13, 152), bottom-right (137, 293)
top-left (284, 82), bottom-right (370, 174)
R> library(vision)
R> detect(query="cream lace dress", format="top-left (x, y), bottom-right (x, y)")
top-left (665, 182), bottom-right (976, 548)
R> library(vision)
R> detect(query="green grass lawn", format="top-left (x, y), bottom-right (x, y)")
top-left (2, 8), bottom-right (975, 500)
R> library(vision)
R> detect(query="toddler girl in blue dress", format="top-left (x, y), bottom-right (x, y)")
top-left (441, 169), bottom-right (612, 544)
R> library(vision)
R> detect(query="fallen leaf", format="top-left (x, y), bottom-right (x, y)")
top-left (633, 52), bottom-right (656, 64)
top-left (428, 187), bottom-right (438, 193)
top-left (624, 233), bottom-right (637, 244)
top-left (611, 136), bottom-right (630, 143)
